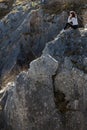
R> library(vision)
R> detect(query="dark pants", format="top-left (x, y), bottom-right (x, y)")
top-left (64, 23), bottom-right (78, 30)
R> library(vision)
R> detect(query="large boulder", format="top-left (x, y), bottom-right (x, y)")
top-left (43, 29), bottom-right (87, 68)
top-left (3, 55), bottom-right (63, 130)
top-left (43, 29), bottom-right (87, 130)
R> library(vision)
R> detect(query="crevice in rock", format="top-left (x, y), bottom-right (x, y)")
top-left (71, 59), bottom-right (87, 74)
top-left (17, 44), bottom-right (37, 68)
top-left (52, 65), bottom-right (81, 113)
top-left (52, 66), bottom-right (69, 113)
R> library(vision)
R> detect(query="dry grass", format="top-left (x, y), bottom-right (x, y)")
top-left (0, 0), bottom-right (14, 19)
top-left (43, 0), bottom-right (87, 15)
top-left (1, 65), bottom-right (28, 89)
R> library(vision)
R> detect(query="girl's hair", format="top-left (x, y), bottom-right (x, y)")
top-left (70, 11), bottom-right (76, 17)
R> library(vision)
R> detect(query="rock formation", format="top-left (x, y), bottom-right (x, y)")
top-left (0, 1), bottom-right (67, 87)
top-left (44, 29), bottom-right (87, 130)
top-left (2, 55), bottom-right (63, 130)
top-left (0, 28), bottom-right (87, 130)
top-left (0, 0), bottom-right (87, 130)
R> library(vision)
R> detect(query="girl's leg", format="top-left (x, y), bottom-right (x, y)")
top-left (64, 23), bottom-right (71, 29)
top-left (64, 23), bottom-right (74, 30)
top-left (73, 25), bottom-right (78, 29)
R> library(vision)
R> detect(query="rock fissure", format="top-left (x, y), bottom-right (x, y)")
top-left (52, 69), bottom-right (69, 113)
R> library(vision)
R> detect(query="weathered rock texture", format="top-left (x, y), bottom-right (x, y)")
top-left (0, 29), bottom-right (87, 130)
top-left (43, 29), bottom-right (87, 130)
top-left (43, 0), bottom-right (87, 27)
top-left (3, 55), bottom-right (62, 130)
top-left (0, 1), bottom-right (67, 87)
top-left (0, 0), bottom-right (87, 130)
top-left (0, 0), bottom-right (87, 87)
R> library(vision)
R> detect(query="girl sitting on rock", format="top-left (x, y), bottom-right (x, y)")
top-left (61, 11), bottom-right (79, 33)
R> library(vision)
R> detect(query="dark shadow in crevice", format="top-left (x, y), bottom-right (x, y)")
top-left (52, 68), bottom-right (69, 114)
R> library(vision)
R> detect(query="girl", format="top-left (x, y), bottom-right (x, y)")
top-left (61, 11), bottom-right (79, 32)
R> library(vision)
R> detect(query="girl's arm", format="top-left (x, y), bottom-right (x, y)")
top-left (68, 16), bottom-right (72, 23)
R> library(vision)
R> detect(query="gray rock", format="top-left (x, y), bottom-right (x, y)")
top-left (0, 1), bottom-right (87, 130)
top-left (0, 26), bottom-right (87, 130)
top-left (3, 55), bottom-right (63, 130)
top-left (55, 66), bottom-right (85, 100)
top-left (43, 29), bottom-right (87, 69)
top-left (0, 5), bottom-right (67, 87)
top-left (2, 28), bottom-right (87, 130)
top-left (29, 54), bottom-right (58, 77)
top-left (43, 29), bottom-right (87, 130)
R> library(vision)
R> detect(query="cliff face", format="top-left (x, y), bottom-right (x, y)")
top-left (0, 0), bottom-right (87, 87)
top-left (0, 0), bottom-right (87, 130)
top-left (3, 55), bottom-right (62, 130)
top-left (0, 1), bottom-right (68, 88)
top-left (1, 29), bottom-right (87, 130)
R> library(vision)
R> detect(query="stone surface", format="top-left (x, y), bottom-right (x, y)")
top-left (43, 29), bottom-right (87, 130)
top-left (1, 28), bottom-right (87, 130)
top-left (0, 3), bottom-right (67, 87)
top-left (43, 29), bottom-right (87, 70)
top-left (0, 1), bottom-right (87, 130)
top-left (3, 55), bottom-right (63, 130)
top-left (0, 0), bottom-right (87, 86)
